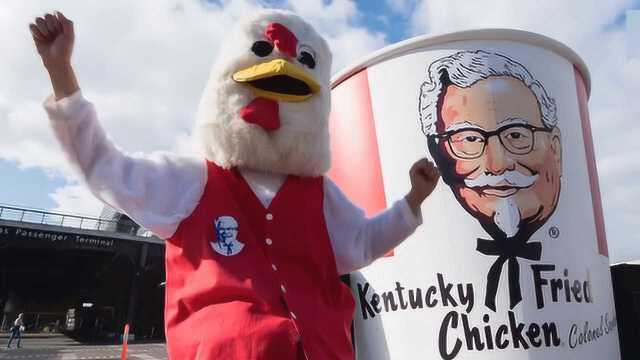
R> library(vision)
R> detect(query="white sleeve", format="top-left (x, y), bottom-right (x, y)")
top-left (44, 90), bottom-right (206, 239)
top-left (323, 177), bottom-right (422, 275)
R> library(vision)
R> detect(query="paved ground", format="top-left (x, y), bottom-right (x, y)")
top-left (0, 333), bottom-right (167, 360)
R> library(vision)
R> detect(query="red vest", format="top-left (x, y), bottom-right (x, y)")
top-left (165, 162), bottom-right (355, 359)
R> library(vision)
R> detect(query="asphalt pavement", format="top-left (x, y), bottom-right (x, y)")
top-left (0, 333), bottom-right (167, 360)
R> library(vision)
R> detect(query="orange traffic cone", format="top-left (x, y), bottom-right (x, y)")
top-left (121, 323), bottom-right (130, 360)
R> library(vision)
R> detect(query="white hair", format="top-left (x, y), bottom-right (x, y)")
top-left (418, 50), bottom-right (557, 136)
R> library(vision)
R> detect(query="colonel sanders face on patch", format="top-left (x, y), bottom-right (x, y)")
top-left (212, 216), bottom-right (244, 256)
top-left (419, 50), bottom-right (562, 240)
top-left (215, 216), bottom-right (239, 244)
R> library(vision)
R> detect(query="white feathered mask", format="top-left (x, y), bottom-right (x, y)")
top-left (196, 10), bottom-right (332, 177)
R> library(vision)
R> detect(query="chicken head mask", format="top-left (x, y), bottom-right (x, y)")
top-left (196, 10), bottom-right (332, 176)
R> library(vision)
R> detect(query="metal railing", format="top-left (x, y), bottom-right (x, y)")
top-left (0, 205), bottom-right (152, 237)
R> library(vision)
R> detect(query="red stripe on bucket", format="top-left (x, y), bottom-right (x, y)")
top-left (574, 66), bottom-right (608, 257)
top-left (328, 69), bottom-right (387, 217)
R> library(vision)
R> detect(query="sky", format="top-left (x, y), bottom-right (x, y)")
top-left (0, 0), bottom-right (638, 263)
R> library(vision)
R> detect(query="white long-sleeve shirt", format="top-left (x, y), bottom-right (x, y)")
top-left (44, 91), bottom-right (421, 274)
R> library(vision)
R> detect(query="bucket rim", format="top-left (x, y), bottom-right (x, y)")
top-left (330, 28), bottom-right (590, 97)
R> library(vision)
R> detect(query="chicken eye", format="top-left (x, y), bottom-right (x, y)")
top-left (298, 50), bottom-right (316, 69)
top-left (251, 41), bottom-right (274, 57)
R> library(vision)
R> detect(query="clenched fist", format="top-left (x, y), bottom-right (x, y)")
top-left (29, 11), bottom-right (79, 100)
top-left (405, 158), bottom-right (440, 216)
top-left (30, 12), bottom-right (74, 68)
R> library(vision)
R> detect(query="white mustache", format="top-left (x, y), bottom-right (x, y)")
top-left (464, 171), bottom-right (538, 188)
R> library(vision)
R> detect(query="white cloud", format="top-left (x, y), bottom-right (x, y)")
top-left (284, 0), bottom-right (387, 70)
top-left (410, 0), bottom-right (630, 42)
top-left (49, 183), bottom-right (105, 216)
top-left (628, 10), bottom-right (640, 59)
top-left (0, 99), bottom-right (76, 177)
top-left (385, 0), bottom-right (416, 15)
top-left (325, 27), bottom-right (387, 73)
top-left (408, 0), bottom-right (640, 263)
top-left (0, 0), bottom-right (385, 216)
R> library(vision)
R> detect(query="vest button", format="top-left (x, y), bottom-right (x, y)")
top-left (280, 284), bottom-right (286, 293)
top-left (265, 238), bottom-right (273, 245)
top-left (272, 264), bottom-right (278, 271)
top-left (266, 213), bottom-right (274, 221)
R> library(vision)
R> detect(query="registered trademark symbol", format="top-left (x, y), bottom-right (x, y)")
top-left (549, 226), bottom-right (560, 239)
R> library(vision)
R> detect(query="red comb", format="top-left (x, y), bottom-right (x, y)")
top-left (264, 22), bottom-right (298, 58)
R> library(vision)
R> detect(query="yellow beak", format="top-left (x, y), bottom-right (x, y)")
top-left (232, 59), bottom-right (321, 103)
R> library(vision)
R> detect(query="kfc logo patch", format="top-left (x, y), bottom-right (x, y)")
top-left (211, 216), bottom-right (245, 256)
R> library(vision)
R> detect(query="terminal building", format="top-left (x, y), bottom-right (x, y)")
top-left (0, 204), bottom-right (165, 341)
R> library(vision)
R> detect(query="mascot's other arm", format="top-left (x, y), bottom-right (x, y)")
top-left (324, 178), bottom-right (421, 274)
top-left (32, 12), bottom-right (205, 239)
top-left (324, 159), bottom-right (439, 274)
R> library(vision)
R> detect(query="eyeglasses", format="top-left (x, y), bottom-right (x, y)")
top-left (430, 123), bottom-right (553, 160)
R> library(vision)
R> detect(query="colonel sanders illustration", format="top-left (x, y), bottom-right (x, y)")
top-left (418, 50), bottom-right (562, 311)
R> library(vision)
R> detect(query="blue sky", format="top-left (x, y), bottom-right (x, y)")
top-left (0, 160), bottom-right (64, 209)
top-left (1, 0), bottom-right (639, 260)
top-left (348, 0), bottom-right (416, 42)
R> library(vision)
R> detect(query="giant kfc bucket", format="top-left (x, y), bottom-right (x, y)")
top-left (328, 29), bottom-right (621, 360)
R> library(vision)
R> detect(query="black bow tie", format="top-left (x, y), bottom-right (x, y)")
top-left (476, 236), bottom-right (542, 311)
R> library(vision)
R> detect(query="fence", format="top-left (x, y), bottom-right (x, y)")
top-left (0, 205), bottom-right (150, 237)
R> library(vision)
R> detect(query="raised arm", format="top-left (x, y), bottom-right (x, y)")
top-left (325, 159), bottom-right (439, 274)
top-left (31, 12), bottom-right (205, 238)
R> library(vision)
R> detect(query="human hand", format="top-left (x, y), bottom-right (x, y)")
top-left (405, 158), bottom-right (440, 216)
top-left (30, 11), bottom-right (74, 69)
top-left (29, 11), bottom-right (79, 100)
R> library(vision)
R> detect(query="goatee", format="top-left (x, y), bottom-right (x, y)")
top-left (493, 197), bottom-right (521, 238)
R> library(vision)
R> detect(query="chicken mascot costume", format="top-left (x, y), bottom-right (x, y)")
top-left (31, 9), bottom-right (439, 359)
